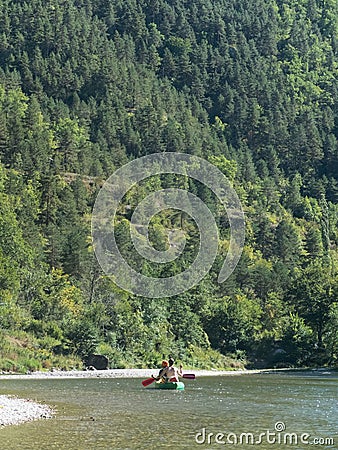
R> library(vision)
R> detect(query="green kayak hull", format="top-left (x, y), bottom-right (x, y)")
top-left (154, 381), bottom-right (185, 390)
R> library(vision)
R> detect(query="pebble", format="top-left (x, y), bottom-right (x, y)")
top-left (0, 395), bottom-right (53, 428)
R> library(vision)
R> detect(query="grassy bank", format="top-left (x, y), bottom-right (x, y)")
top-left (0, 330), bottom-right (82, 373)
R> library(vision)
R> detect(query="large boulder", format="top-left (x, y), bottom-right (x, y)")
top-left (84, 354), bottom-right (109, 370)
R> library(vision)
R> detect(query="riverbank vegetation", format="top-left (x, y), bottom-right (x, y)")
top-left (0, 0), bottom-right (337, 372)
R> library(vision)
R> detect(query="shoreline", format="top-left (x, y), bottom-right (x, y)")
top-left (0, 366), bottom-right (325, 380)
top-left (0, 368), bottom-right (256, 380)
top-left (0, 395), bottom-right (53, 428)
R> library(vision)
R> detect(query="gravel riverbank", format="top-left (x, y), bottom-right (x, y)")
top-left (0, 368), bottom-right (266, 380)
top-left (0, 395), bottom-right (53, 428)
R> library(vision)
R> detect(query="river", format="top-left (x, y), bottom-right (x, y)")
top-left (0, 371), bottom-right (336, 449)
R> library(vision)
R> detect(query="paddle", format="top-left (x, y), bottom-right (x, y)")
top-left (142, 377), bottom-right (156, 387)
top-left (182, 374), bottom-right (195, 380)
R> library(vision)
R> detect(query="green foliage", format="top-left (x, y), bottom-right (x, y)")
top-left (288, 259), bottom-right (337, 347)
top-left (278, 313), bottom-right (316, 366)
top-left (326, 303), bottom-right (338, 366)
top-left (66, 319), bottom-right (99, 358)
top-left (208, 154), bottom-right (237, 181)
top-left (203, 294), bottom-right (262, 354)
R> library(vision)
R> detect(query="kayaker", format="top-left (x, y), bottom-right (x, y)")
top-left (160, 357), bottom-right (183, 382)
top-left (152, 360), bottom-right (169, 382)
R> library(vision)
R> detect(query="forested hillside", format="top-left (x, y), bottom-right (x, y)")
top-left (0, 0), bottom-right (337, 372)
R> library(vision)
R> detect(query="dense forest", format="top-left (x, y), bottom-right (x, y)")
top-left (0, 0), bottom-right (337, 372)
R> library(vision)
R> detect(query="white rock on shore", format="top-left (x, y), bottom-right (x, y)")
top-left (0, 395), bottom-right (53, 428)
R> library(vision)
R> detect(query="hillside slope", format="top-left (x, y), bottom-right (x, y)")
top-left (0, 0), bottom-right (337, 371)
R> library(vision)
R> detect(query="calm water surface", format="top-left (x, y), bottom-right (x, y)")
top-left (0, 372), bottom-right (337, 449)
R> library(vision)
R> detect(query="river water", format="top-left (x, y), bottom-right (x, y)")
top-left (0, 371), bottom-right (336, 449)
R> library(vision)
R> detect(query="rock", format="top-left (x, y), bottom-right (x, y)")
top-left (84, 354), bottom-right (109, 370)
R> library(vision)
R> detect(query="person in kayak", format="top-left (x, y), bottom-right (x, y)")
top-left (160, 357), bottom-right (183, 382)
top-left (152, 360), bottom-right (169, 382)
